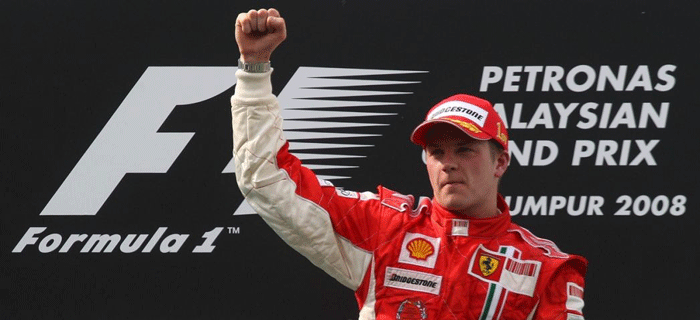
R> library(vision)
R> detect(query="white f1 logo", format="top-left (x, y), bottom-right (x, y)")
top-left (41, 67), bottom-right (237, 215)
top-left (41, 66), bottom-right (423, 216)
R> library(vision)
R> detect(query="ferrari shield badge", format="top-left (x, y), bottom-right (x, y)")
top-left (479, 255), bottom-right (499, 277)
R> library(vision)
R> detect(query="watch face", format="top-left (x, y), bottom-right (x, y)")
top-left (396, 299), bottom-right (427, 320)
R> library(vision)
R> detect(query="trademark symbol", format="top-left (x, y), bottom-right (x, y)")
top-left (227, 227), bottom-right (240, 235)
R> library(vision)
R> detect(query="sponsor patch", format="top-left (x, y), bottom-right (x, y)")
top-left (406, 238), bottom-right (434, 260)
top-left (396, 299), bottom-right (428, 320)
top-left (399, 233), bottom-right (440, 268)
top-left (468, 245), bottom-right (541, 297)
top-left (384, 267), bottom-right (442, 295)
top-left (451, 219), bottom-right (469, 236)
top-left (566, 282), bottom-right (585, 313)
top-left (335, 188), bottom-right (359, 199)
top-left (505, 258), bottom-right (538, 277)
top-left (478, 246), bottom-right (520, 320)
top-left (479, 254), bottom-right (501, 277)
top-left (427, 100), bottom-right (489, 127)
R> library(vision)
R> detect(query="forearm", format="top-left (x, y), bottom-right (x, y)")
top-left (231, 69), bottom-right (283, 195)
top-left (231, 70), bottom-right (371, 289)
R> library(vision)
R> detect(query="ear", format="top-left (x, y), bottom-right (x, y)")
top-left (494, 149), bottom-right (510, 178)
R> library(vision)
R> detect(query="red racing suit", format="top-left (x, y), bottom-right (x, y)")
top-left (232, 69), bottom-right (587, 320)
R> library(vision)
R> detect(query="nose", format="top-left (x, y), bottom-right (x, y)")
top-left (440, 152), bottom-right (458, 172)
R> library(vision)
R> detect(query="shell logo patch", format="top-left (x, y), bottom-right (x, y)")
top-left (479, 255), bottom-right (500, 277)
top-left (398, 232), bottom-right (440, 268)
top-left (407, 238), bottom-right (435, 260)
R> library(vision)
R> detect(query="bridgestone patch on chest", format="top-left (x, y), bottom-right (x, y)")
top-left (384, 267), bottom-right (442, 295)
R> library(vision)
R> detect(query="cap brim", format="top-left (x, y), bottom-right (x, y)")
top-left (410, 119), bottom-right (491, 147)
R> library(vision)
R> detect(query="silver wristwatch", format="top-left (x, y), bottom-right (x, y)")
top-left (238, 59), bottom-right (271, 73)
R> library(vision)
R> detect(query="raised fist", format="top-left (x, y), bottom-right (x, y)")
top-left (235, 8), bottom-right (287, 63)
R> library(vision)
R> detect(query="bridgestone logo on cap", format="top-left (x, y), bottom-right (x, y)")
top-left (427, 101), bottom-right (489, 127)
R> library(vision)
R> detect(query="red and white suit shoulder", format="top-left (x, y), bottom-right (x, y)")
top-left (506, 224), bottom-right (588, 320)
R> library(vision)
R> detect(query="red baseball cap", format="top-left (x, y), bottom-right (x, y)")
top-left (410, 94), bottom-right (508, 151)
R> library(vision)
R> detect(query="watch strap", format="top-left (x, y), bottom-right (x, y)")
top-left (238, 59), bottom-right (271, 73)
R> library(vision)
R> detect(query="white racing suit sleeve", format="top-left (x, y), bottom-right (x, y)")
top-left (231, 69), bottom-right (373, 290)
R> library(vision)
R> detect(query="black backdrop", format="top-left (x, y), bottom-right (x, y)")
top-left (3, 1), bottom-right (699, 319)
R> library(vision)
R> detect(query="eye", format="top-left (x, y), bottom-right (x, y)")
top-left (457, 146), bottom-right (473, 153)
top-left (427, 147), bottom-right (444, 156)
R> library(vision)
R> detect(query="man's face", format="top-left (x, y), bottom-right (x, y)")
top-left (424, 125), bottom-right (508, 217)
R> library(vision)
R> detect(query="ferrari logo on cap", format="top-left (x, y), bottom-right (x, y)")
top-left (479, 255), bottom-right (500, 277)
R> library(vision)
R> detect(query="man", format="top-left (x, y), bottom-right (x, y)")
top-left (232, 8), bottom-right (587, 320)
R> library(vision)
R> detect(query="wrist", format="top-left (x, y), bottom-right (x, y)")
top-left (239, 54), bottom-right (271, 63)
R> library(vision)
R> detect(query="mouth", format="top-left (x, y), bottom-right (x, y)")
top-left (442, 181), bottom-right (465, 188)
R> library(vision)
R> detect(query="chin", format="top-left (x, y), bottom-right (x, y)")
top-left (438, 198), bottom-right (470, 212)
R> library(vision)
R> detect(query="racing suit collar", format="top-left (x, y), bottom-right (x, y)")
top-left (431, 194), bottom-right (511, 238)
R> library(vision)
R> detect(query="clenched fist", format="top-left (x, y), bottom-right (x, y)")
top-left (235, 8), bottom-right (287, 63)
